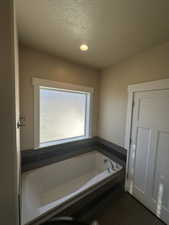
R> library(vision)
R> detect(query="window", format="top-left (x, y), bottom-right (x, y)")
top-left (40, 88), bottom-right (87, 143)
top-left (33, 78), bottom-right (93, 148)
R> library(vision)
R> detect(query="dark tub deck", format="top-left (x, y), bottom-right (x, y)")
top-left (22, 137), bottom-right (127, 225)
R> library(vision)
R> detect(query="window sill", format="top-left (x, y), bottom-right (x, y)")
top-left (35, 136), bottom-right (90, 149)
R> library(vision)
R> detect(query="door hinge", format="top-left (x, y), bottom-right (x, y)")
top-left (126, 171), bottom-right (129, 180)
top-left (129, 137), bottom-right (132, 145)
top-left (132, 100), bottom-right (135, 108)
top-left (17, 117), bottom-right (26, 128)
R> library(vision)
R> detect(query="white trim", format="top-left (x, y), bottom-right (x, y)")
top-left (32, 77), bottom-right (94, 93)
top-left (125, 78), bottom-right (169, 191)
top-left (33, 77), bottom-right (93, 149)
top-left (33, 85), bottom-right (40, 149)
top-left (128, 78), bottom-right (169, 93)
top-left (87, 92), bottom-right (93, 137)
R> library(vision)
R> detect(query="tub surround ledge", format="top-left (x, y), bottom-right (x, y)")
top-left (21, 136), bottom-right (127, 173)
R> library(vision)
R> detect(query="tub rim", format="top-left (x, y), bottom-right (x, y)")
top-left (24, 168), bottom-right (125, 225)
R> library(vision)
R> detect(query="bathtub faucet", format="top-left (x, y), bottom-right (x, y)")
top-left (104, 158), bottom-right (115, 172)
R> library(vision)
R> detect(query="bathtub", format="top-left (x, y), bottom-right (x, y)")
top-left (21, 151), bottom-right (123, 225)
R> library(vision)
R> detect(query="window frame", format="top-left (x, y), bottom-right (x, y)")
top-left (33, 78), bottom-right (94, 149)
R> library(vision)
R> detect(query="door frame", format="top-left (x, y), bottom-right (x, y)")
top-left (125, 78), bottom-right (169, 192)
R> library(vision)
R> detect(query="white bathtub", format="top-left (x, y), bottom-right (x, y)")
top-left (21, 151), bottom-right (123, 225)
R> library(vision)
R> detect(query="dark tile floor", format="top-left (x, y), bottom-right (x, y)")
top-left (74, 188), bottom-right (165, 225)
top-left (46, 189), bottom-right (166, 225)
top-left (93, 193), bottom-right (165, 225)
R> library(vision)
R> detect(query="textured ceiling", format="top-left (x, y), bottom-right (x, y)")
top-left (16, 0), bottom-right (169, 69)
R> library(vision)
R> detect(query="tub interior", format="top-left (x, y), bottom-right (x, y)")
top-left (21, 151), bottom-right (122, 224)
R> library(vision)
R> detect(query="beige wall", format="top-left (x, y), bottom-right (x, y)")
top-left (0, 1), bottom-right (20, 224)
top-left (19, 45), bottom-right (100, 150)
top-left (20, 40), bottom-right (169, 150)
top-left (99, 41), bottom-right (169, 147)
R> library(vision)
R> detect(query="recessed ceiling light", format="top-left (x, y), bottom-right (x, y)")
top-left (80, 44), bottom-right (88, 51)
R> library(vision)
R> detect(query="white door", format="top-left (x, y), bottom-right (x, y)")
top-left (128, 89), bottom-right (169, 224)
